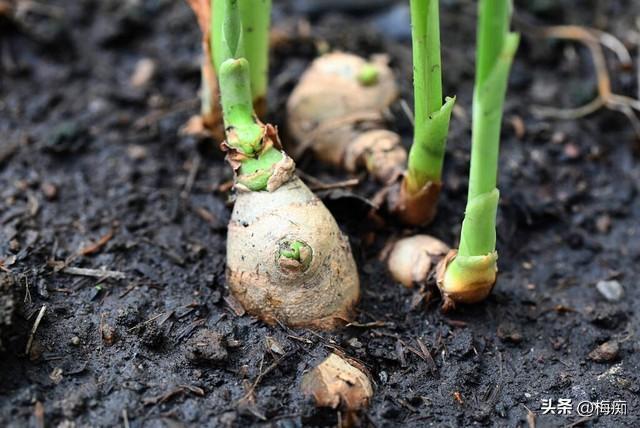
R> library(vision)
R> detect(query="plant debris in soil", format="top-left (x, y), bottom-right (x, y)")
top-left (1, 0), bottom-right (639, 426)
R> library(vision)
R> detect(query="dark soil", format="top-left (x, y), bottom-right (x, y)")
top-left (1, 0), bottom-right (639, 426)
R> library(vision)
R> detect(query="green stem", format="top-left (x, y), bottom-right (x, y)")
top-left (406, 0), bottom-right (454, 192)
top-left (475, 0), bottom-right (509, 88)
top-left (216, 2), bottom-right (283, 192)
top-left (219, 59), bottom-right (262, 154)
top-left (219, 58), bottom-right (284, 191)
top-left (212, 0), bottom-right (271, 103)
top-left (411, 0), bottom-right (442, 119)
top-left (457, 0), bottom-right (519, 258)
top-left (239, 0), bottom-right (271, 102)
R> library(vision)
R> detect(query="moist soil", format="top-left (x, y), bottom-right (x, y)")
top-left (1, 0), bottom-right (639, 426)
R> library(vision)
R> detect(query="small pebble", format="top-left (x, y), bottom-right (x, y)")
top-left (595, 215), bottom-right (611, 234)
top-left (551, 131), bottom-right (566, 144)
top-left (70, 336), bottom-right (81, 346)
top-left (130, 58), bottom-right (156, 88)
top-left (41, 182), bottom-right (58, 200)
top-left (588, 341), bottom-right (619, 363)
top-left (348, 337), bottom-right (363, 349)
top-left (101, 324), bottom-right (116, 346)
top-left (563, 142), bottom-right (581, 159)
top-left (127, 144), bottom-right (148, 160)
top-left (49, 367), bottom-right (64, 384)
top-left (596, 280), bottom-right (624, 302)
top-left (265, 336), bottom-right (285, 355)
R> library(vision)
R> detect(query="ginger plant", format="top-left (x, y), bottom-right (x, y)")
top-left (437, 0), bottom-right (519, 308)
top-left (185, 0), bottom-right (271, 139)
top-left (388, 0), bottom-right (455, 225)
top-left (217, 0), bottom-right (359, 329)
top-left (287, 0), bottom-right (454, 226)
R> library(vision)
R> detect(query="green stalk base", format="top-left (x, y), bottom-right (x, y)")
top-left (438, 250), bottom-right (498, 306)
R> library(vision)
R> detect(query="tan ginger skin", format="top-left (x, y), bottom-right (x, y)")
top-left (301, 353), bottom-right (373, 414)
top-left (287, 52), bottom-right (406, 184)
top-left (288, 52), bottom-right (445, 226)
top-left (225, 127), bottom-right (360, 330)
top-left (386, 235), bottom-right (449, 288)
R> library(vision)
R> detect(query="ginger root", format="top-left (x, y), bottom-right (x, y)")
top-left (287, 52), bottom-right (405, 183)
top-left (225, 124), bottom-right (360, 330)
top-left (386, 235), bottom-right (449, 288)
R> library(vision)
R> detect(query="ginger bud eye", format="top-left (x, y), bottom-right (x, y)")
top-left (277, 239), bottom-right (313, 273)
top-left (357, 64), bottom-right (379, 86)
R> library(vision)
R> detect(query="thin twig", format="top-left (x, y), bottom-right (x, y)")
top-left (239, 352), bottom-right (292, 403)
top-left (181, 155), bottom-right (201, 199)
top-left (530, 97), bottom-right (604, 120)
top-left (399, 98), bottom-right (415, 126)
top-left (122, 409), bottom-right (130, 428)
top-left (296, 170), bottom-right (360, 191)
top-left (77, 228), bottom-right (115, 257)
top-left (524, 23), bottom-right (640, 137)
top-left (61, 266), bottom-right (126, 280)
top-left (307, 178), bottom-right (360, 191)
top-left (25, 305), bottom-right (47, 355)
top-left (128, 312), bottom-right (164, 332)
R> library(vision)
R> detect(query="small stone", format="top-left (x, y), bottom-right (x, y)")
top-left (596, 280), bottom-right (624, 302)
top-left (70, 336), bottom-right (81, 346)
top-left (595, 215), bottom-right (611, 234)
top-left (265, 336), bottom-right (285, 355)
top-left (130, 58), bottom-right (156, 88)
top-left (49, 367), bottom-right (64, 384)
top-left (226, 337), bottom-right (241, 348)
top-left (101, 324), bottom-right (116, 346)
top-left (348, 337), bottom-right (363, 349)
top-left (41, 182), bottom-right (58, 200)
top-left (497, 322), bottom-right (523, 344)
top-left (551, 131), bottom-right (566, 144)
top-left (588, 341), bottom-right (619, 363)
top-left (127, 144), bottom-right (148, 160)
top-left (563, 142), bottom-right (581, 159)
top-left (185, 329), bottom-right (228, 364)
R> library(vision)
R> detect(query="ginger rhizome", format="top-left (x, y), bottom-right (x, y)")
top-left (287, 52), bottom-right (405, 184)
top-left (218, 0), bottom-right (359, 329)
